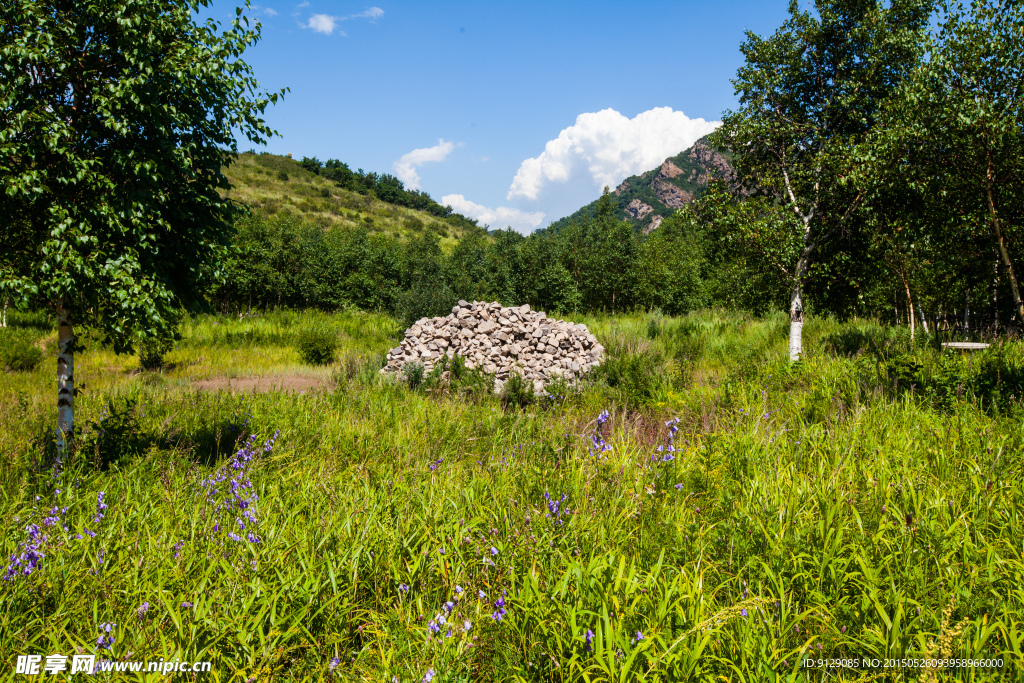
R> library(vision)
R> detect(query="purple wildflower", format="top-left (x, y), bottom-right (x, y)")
top-left (137, 602), bottom-right (150, 620)
top-left (544, 492), bottom-right (569, 526)
top-left (3, 522), bottom-right (46, 580)
top-left (588, 410), bottom-right (614, 458)
top-left (422, 669), bottom-right (436, 683)
top-left (92, 492), bottom-right (107, 525)
top-left (200, 431), bottom-right (276, 549)
top-left (96, 622), bottom-right (116, 650)
top-left (489, 546), bottom-right (498, 556)
top-left (329, 657), bottom-right (339, 672)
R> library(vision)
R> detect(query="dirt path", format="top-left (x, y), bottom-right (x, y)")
top-left (191, 375), bottom-right (327, 393)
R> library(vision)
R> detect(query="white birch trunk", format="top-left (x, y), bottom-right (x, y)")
top-left (964, 290), bottom-right (970, 331)
top-left (1, 297), bottom-right (6, 327)
top-left (789, 279), bottom-right (804, 362)
top-left (900, 268), bottom-right (915, 342)
top-left (56, 298), bottom-right (75, 453)
top-left (917, 302), bottom-right (929, 335)
top-left (987, 163), bottom-right (1024, 322)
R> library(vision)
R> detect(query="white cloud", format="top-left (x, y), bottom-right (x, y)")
top-left (353, 6), bottom-right (384, 19)
top-left (441, 194), bottom-right (545, 234)
top-left (393, 139), bottom-right (459, 190)
top-left (299, 6), bottom-right (383, 33)
top-left (296, 1), bottom-right (309, 7)
top-left (306, 13), bottom-right (339, 33)
top-left (251, 4), bottom-right (279, 16)
top-left (507, 107), bottom-right (720, 202)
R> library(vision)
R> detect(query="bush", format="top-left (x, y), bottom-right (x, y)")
top-left (138, 335), bottom-right (175, 370)
top-left (296, 327), bottom-right (339, 365)
top-left (402, 361), bottom-right (425, 390)
top-left (598, 344), bottom-right (665, 408)
top-left (500, 371), bottom-right (534, 411)
top-left (0, 329), bottom-right (44, 371)
top-left (398, 281), bottom-right (457, 328)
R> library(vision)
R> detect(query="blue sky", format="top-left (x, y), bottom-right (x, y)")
top-left (208, 1), bottom-right (793, 231)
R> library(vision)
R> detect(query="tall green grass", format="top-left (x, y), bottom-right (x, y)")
top-left (0, 310), bottom-right (1020, 681)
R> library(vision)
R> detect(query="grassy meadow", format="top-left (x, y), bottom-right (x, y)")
top-left (1, 308), bottom-right (1022, 681)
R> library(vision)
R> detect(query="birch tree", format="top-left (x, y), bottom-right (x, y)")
top-left (875, 0), bottom-right (1024, 325)
top-left (716, 0), bottom-right (934, 361)
top-left (0, 0), bottom-right (283, 452)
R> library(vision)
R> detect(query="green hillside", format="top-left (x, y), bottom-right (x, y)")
top-left (220, 152), bottom-right (489, 251)
top-left (546, 135), bottom-right (737, 235)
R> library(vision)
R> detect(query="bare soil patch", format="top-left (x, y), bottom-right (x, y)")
top-left (191, 375), bottom-right (327, 393)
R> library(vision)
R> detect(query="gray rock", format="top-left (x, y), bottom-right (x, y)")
top-left (384, 300), bottom-right (604, 392)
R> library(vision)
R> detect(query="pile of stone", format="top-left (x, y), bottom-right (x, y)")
top-left (383, 300), bottom-right (605, 393)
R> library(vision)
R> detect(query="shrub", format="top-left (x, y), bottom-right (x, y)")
top-left (0, 329), bottom-right (44, 371)
top-left (138, 335), bottom-right (175, 370)
top-left (598, 344), bottom-right (665, 408)
top-left (330, 349), bottom-right (362, 389)
top-left (402, 361), bottom-right (425, 390)
top-left (500, 371), bottom-right (534, 411)
top-left (296, 327), bottom-right (339, 365)
top-left (397, 282), bottom-right (457, 329)
top-left (276, 170), bottom-right (289, 182)
top-left (539, 376), bottom-right (575, 410)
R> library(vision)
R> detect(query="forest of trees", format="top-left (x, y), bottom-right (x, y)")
top-left (211, 1), bottom-right (1024, 344)
top-left (4, 0), bottom-right (1022, 356)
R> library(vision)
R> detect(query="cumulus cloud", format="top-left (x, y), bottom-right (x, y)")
top-left (306, 13), bottom-right (340, 33)
top-left (300, 6), bottom-right (383, 34)
top-left (392, 139), bottom-right (459, 190)
top-left (507, 107), bottom-right (720, 202)
top-left (441, 194), bottom-right (545, 234)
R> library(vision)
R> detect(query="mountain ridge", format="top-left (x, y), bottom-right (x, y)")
top-left (545, 135), bottom-right (737, 234)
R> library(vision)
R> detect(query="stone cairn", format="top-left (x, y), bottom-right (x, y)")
top-left (383, 300), bottom-right (605, 393)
